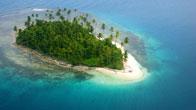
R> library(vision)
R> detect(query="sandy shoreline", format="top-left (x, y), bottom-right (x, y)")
top-left (93, 41), bottom-right (147, 81)
top-left (12, 8), bottom-right (147, 83)
top-left (14, 41), bottom-right (147, 82)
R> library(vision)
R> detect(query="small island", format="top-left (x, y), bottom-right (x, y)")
top-left (14, 8), bottom-right (146, 82)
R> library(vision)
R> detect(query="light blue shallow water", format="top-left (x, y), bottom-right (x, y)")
top-left (0, 0), bottom-right (196, 110)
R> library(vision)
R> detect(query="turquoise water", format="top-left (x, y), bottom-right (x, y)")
top-left (0, 0), bottom-right (196, 110)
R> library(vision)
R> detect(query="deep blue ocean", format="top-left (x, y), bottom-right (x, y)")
top-left (0, 0), bottom-right (196, 110)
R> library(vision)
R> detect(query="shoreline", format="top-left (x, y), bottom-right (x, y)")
top-left (14, 42), bottom-right (147, 82)
top-left (12, 8), bottom-right (147, 83)
top-left (93, 41), bottom-right (147, 82)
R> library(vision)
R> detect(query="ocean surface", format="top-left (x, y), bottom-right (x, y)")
top-left (0, 0), bottom-right (196, 110)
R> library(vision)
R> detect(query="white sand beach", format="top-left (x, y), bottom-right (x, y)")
top-left (93, 42), bottom-right (147, 81)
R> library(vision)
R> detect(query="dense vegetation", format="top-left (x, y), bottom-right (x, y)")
top-left (15, 15), bottom-right (124, 69)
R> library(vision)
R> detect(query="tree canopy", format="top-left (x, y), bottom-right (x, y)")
top-left (16, 17), bottom-right (124, 69)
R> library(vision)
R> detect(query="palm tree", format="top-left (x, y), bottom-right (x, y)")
top-left (60, 15), bottom-right (65, 21)
top-left (73, 17), bottom-right (77, 22)
top-left (49, 13), bottom-right (53, 20)
top-left (86, 21), bottom-right (94, 33)
top-left (121, 42), bottom-right (124, 47)
top-left (86, 21), bottom-right (91, 28)
top-left (31, 21), bottom-right (34, 26)
top-left (56, 9), bottom-right (61, 16)
top-left (101, 23), bottom-right (105, 30)
top-left (109, 34), bottom-right (114, 41)
top-left (98, 33), bottom-right (103, 40)
top-left (115, 31), bottom-right (120, 44)
top-left (124, 50), bottom-right (128, 61)
top-left (36, 14), bottom-right (39, 17)
top-left (67, 9), bottom-right (71, 15)
top-left (124, 37), bottom-right (129, 44)
top-left (73, 9), bottom-right (78, 17)
top-left (110, 27), bottom-right (114, 32)
top-left (85, 13), bottom-right (89, 18)
top-left (92, 19), bottom-right (97, 29)
top-left (67, 10), bottom-right (71, 20)
top-left (64, 8), bottom-right (67, 11)
top-left (82, 16), bottom-right (87, 23)
top-left (92, 19), bottom-right (96, 24)
top-left (13, 26), bottom-right (17, 32)
top-left (18, 29), bottom-right (22, 34)
top-left (89, 26), bottom-right (94, 33)
top-left (27, 16), bottom-right (31, 22)
top-left (25, 16), bottom-right (31, 27)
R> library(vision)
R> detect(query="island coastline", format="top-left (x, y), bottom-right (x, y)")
top-left (14, 41), bottom-right (146, 82)
top-left (13, 8), bottom-right (147, 83)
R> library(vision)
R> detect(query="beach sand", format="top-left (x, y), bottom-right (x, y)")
top-left (91, 42), bottom-right (147, 82)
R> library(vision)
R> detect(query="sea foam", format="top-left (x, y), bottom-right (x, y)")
top-left (32, 8), bottom-right (47, 12)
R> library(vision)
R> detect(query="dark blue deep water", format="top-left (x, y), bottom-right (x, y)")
top-left (0, 0), bottom-right (196, 110)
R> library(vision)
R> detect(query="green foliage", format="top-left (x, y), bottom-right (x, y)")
top-left (56, 9), bottom-right (61, 16)
top-left (16, 19), bottom-right (123, 69)
top-left (124, 37), bottom-right (129, 44)
top-left (63, 8), bottom-right (67, 11)
top-left (124, 50), bottom-right (128, 61)
top-left (67, 10), bottom-right (71, 15)
top-left (49, 13), bottom-right (54, 20)
top-left (115, 31), bottom-right (120, 39)
top-left (24, 16), bottom-right (31, 27)
top-left (102, 23), bottom-right (105, 30)
top-left (109, 34), bottom-right (114, 40)
top-left (92, 19), bottom-right (96, 23)
top-left (35, 14), bottom-right (39, 17)
top-left (98, 33), bottom-right (103, 39)
top-left (121, 42), bottom-right (124, 46)
top-left (59, 16), bottom-right (65, 21)
top-left (110, 27), bottom-right (114, 32)
top-left (85, 13), bottom-right (89, 17)
top-left (80, 16), bottom-right (87, 22)
top-left (27, 16), bottom-right (31, 22)
top-left (13, 26), bottom-right (17, 31)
